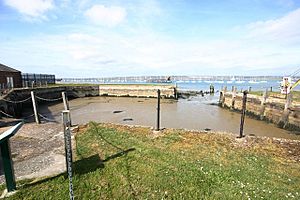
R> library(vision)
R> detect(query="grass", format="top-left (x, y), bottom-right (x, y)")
top-left (2, 122), bottom-right (300, 199)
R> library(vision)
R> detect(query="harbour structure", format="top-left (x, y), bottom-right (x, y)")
top-left (58, 75), bottom-right (298, 84)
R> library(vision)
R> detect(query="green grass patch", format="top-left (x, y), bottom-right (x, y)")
top-left (3, 123), bottom-right (300, 199)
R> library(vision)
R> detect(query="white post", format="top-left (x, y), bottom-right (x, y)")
top-left (31, 91), bottom-right (40, 124)
top-left (62, 92), bottom-right (69, 110)
top-left (62, 92), bottom-right (71, 126)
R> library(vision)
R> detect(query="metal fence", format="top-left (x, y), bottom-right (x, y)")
top-left (22, 73), bottom-right (55, 87)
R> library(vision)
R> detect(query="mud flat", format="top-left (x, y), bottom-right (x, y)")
top-left (35, 95), bottom-right (300, 140)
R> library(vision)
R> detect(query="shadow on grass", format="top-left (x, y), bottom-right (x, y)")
top-left (19, 149), bottom-right (135, 190)
top-left (74, 148), bottom-right (136, 175)
top-left (103, 148), bottom-right (135, 162)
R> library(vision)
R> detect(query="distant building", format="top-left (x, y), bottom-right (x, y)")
top-left (0, 63), bottom-right (22, 89)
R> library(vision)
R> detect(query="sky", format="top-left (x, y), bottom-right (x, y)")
top-left (0, 0), bottom-right (300, 78)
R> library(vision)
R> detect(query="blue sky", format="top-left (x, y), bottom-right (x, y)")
top-left (0, 0), bottom-right (300, 78)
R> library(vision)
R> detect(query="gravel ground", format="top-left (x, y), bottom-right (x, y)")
top-left (0, 122), bottom-right (67, 184)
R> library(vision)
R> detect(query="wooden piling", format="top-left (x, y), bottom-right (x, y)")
top-left (280, 92), bottom-right (292, 128)
top-left (231, 87), bottom-right (237, 110)
top-left (31, 91), bottom-right (40, 124)
top-left (259, 89), bottom-right (268, 120)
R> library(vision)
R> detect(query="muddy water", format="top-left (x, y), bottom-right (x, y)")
top-left (39, 95), bottom-right (300, 140)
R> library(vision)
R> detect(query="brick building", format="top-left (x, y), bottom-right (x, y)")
top-left (0, 63), bottom-right (22, 89)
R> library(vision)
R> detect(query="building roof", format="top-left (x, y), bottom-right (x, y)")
top-left (0, 63), bottom-right (20, 73)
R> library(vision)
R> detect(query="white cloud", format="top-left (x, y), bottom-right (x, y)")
top-left (246, 8), bottom-right (300, 44)
top-left (4, 0), bottom-right (54, 19)
top-left (84, 5), bottom-right (126, 27)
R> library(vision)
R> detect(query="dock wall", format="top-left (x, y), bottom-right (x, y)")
top-left (219, 91), bottom-right (300, 131)
top-left (99, 84), bottom-right (176, 98)
top-left (0, 84), bottom-right (177, 119)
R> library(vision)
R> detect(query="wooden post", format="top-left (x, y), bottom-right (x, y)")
top-left (31, 91), bottom-right (40, 124)
top-left (156, 89), bottom-right (161, 131)
top-left (270, 87), bottom-right (273, 92)
top-left (231, 87), bottom-right (237, 110)
top-left (222, 86), bottom-right (227, 107)
top-left (224, 86), bottom-right (227, 93)
top-left (239, 90), bottom-right (248, 138)
top-left (248, 87), bottom-right (252, 92)
top-left (231, 86), bottom-right (234, 92)
top-left (281, 92), bottom-right (292, 128)
top-left (259, 89), bottom-right (268, 120)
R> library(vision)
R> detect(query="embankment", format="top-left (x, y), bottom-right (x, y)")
top-left (219, 90), bottom-right (300, 131)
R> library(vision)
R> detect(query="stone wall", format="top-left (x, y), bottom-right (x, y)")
top-left (219, 91), bottom-right (300, 130)
top-left (0, 84), bottom-right (177, 119)
top-left (99, 84), bottom-right (176, 98)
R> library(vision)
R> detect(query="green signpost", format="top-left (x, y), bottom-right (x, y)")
top-left (0, 122), bottom-right (23, 192)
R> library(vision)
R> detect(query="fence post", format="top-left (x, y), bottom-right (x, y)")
top-left (31, 91), bottom-right (40, 124)
top-left (62, 110), bottom-right (74, 200)
top-left (239, 90), bottom-right (248, 138)
top-left (156, 89), bottom-right (161, 131)
top-left (62, 92), bottom-right (70, 110)
top-left (280, 92), bottom-right (292, 128)
top-left (62, 92), bottom-right (72, 126)
top-left (259, 89), bottom-right (268, 120)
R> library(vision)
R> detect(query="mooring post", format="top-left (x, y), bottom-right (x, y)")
top-left (231, 87), bottom-right (237, 110)
top-left (224, 86), bottom-right (227, 93)
top-left (259, 89), bottom-right (268, 120)
top-left (248, 87), bottom-right (252, 92)
top-left (221, 86), bottom-right (227, 107)
top-left (239, 90), bottom-right (248, 138)
top-left (156, 89), bottom-right (161, 131)
top-left (270, 87), bottom-right (273, 92)
top-left (62, 110), bottom-right (74, 200)
top-left (31, 91), bottom-right (40, 124)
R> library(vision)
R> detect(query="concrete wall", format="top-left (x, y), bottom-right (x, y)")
top-left (219, 91), bottom-right (300, 131)
top-left (99, 84), bottom-right (176, 98)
